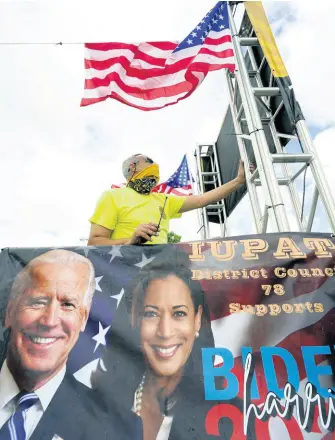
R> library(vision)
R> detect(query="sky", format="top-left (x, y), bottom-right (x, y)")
top-left (0, 0), bottom-right (334, 249)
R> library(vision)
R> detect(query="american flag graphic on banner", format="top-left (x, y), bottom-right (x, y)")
top-left (112, 155), bottom-right (193, 196)
top-left (0, 233), bottom-right (334, 439)
top-left (81, 1), bottom-right (235, 110)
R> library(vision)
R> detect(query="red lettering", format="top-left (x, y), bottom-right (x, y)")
top-left (205, 403), bottom-right (318, 439)
top-left (255, 415), bottom-right (304, 440)
top-left (205, 404), bottom-right (244, 439)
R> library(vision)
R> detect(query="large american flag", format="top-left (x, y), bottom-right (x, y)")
top-left (81, 1), bottom-right (235, 110)
top-left (111, 154), bottom-right (193, 196)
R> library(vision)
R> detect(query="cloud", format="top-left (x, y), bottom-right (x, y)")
top-left (264, 0), bottom-right (335, 128)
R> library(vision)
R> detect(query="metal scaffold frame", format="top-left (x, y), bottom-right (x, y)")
top-left (194, 144), bottom-right (228, 239)
top-left (194, 2), bottom-right (335, 238)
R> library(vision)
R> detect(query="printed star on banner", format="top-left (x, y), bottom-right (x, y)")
top-left (73, 358), bottom-right (100, 388)
top-left (95, 276), bottom-right (103, 292)
top-left (92, 322), bottom-right (111, 352)
top-left (108, 246), bottom-right (123, 262)
top-left (75, 246), bottom-right (97, 257)
top-left (135, 254), bottom-right (155, 268)
top-left (110, 288), bottom-right (125, 308)
top-left (99, 358), bottom-right (107, 372)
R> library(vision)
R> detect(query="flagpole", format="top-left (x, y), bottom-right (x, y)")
top-left (186, 152), bottom-right (205, 240)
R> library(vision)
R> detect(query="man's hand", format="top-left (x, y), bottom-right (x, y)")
top-left (179, 160), bottom-right (257, 214)
top-left (236, 160), bottom-right (256, 184)
top-left (126, 223), bottom-right (159, 245)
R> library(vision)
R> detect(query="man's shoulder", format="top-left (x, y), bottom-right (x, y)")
top-left (56, 375), bottom-right (141, 439)
top-left (97, 187), bottom-right (129, 205)
top-left (106, 186), bottom-right (134, 198)
top-left (37, 375), bottom-right (141, 440)
top-left (59, 374), bottom-right (99, 408)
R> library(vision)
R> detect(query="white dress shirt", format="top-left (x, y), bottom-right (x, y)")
top-left (0, 360), bottom-right (66, 439)
top-left (132, 392), bottom-right (173, 440)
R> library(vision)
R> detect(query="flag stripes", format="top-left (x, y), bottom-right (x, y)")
top-left (81, 2), bottom-right (235, 110)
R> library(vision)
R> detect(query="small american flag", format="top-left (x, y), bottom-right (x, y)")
top-left (111, 155), bottom-right (193, 196)
top-left (154, 155), bottom-right (192, 196)
top-left (81, 1), bottom-right (235, 110)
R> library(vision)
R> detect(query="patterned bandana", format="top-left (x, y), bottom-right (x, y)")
top-left (127, 163), bottom-right (159, 194)
top-left (128, 177), bottom-right (158, 195)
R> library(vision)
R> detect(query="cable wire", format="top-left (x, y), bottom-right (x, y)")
top-left (0, 41), bottom-right (85, 45)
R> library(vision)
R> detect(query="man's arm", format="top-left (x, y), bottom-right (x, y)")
top-left (88, 224), bottom-right (129, 246)
top-left (88, 223), bottom-right (159, 246)
top-left (179, 160), bottom-right (248, 213)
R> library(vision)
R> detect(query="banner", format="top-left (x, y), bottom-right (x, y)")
top-left (0, 232), bottom-right (334, 439)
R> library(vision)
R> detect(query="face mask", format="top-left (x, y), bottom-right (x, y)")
top-left (127, 163), bottom-right (160, 195)
top-left (128, 177), bottom-right (158, 195)
top-left (131, 163), bottom-right (160, 181)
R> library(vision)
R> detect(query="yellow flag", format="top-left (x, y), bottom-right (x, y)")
top-left (244, 2), bottom-right (288, 78)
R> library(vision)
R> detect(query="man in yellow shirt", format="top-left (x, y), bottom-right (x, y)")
top-left (88, 153), bottom-right (248, 245)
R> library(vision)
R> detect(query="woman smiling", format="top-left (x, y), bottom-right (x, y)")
top-left (94, 247), bottom-right (220, 440)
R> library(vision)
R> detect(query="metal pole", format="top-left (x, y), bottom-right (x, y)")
top-left (228, 68), bottom-right (276, 231)
top-left (225, 72), bottom-right (262, 233)
top-left (295, 120), bottom-right (335, 233)
top-left (194, 146), bottom-right (210, 238)
top-left (187, 152), bottom-right (204, 239)
top-left (261, 205), bottom-right (269, 234)
top-left (228, 3), bottom-right (291, 232)
top-left (306, 187), bottom-right (319, 232)
top-left (211, 144), bottom-right (229, 237)
top-left (246, 46), bottom-right (304, 231)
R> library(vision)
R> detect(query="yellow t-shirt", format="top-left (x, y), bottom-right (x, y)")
top-left (89, 187), bottom-right (185, 244)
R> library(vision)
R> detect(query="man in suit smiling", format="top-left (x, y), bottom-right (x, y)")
top-left (0, 249), bottom-right (142, 440)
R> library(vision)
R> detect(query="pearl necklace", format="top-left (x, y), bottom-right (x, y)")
top-left (135, 373), bottom-right (147, 416)
top-left (135, 373), bottom-right (177, 417)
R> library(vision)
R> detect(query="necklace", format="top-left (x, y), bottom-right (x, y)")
top-left (135, 372), bottom-right (147, 416)
top-left (134, 373), bottom-right (177, 417)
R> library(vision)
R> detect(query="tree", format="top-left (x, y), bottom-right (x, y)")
top-left (167, 231), bottom-right (182, 243)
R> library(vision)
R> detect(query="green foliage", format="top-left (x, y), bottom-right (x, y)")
top-left (167, 231), bottom-right (182, 243)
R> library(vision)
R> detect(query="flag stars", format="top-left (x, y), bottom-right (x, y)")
top-left (108, 246), bottom-right (123, 262)
top-left (110, 288), bottom-right (125, 308)
top-left (135, 254), bottom-right (155, 268)
top-left (187, 39), bottom-right (193, 45)
top-left (92, 322), bottom-right (111, 352)
top-left (196, 25), bottom-right (201, 30)
top-left (75, 245), bottom-right (97, 258)
top-left (219, 14), bottom-right (224, 19)
top-left (95, 276), bottom-right (103, 292)
top-left (191, 32), bottom-right (197, 37)
top-left (220, 24), bottom-right (225, 29)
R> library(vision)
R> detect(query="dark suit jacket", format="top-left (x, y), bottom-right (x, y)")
top-left (168, 395), bottom-right (244, 440)
top-left (30, 374), bottom-right (142, 440)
